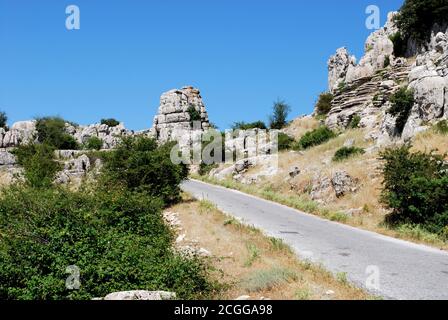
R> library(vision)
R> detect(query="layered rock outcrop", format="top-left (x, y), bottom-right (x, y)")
top-left (325, 11), bottom-right (448, 145)
top-left (151, 86), bottom-right (211, 145)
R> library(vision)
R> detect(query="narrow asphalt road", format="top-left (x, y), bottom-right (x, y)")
top-left (182, 179), bottom-right (448, 300)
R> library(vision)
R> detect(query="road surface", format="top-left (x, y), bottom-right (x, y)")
top-left (182, 179), bottom-right (448, 300)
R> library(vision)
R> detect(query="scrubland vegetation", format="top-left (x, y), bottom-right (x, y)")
top-left (1, 128), bottom-right (217, 300)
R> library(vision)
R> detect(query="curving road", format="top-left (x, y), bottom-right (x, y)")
top-left (182, 179), bottom-right (448, 300)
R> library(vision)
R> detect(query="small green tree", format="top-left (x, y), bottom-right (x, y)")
top-left (13, 143), bottom-right (61, 188)
top-left (0, 111), bottom-right (7, 129)
top-left (102, 136), bottom-right (188, 205)
top-left (315, 93), bottom-right (334, 116)
top-left (277, 132), bottom-right (295, 151)
top-left (100, 118), bottom-right (120, 127)
top-left (380, 145), bottom-right (448, 233)
top-left (269, 99), bottom-right (291, 130)
top-left (387, 88), bottom-right (415, 135)
top-left (35, 117), bottom-right (79, 150)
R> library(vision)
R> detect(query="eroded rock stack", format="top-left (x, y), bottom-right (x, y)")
top-left (151, 86), bottom-right (211, 145)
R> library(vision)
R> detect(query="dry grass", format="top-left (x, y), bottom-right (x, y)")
top-left (282, 116), bottom-right (320, 140)
top-left (412, 129), bottom-right (448, 155)
top-left (169, 194), bottom-right (371, 300)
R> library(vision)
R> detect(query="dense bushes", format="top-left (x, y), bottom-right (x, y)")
top-left (36, 117), bottom-right (79, 150)
top-left (294, 126), bottom-right (337, 150)
top-left (333, 147), bottom-right (365, 162)
top-left (269, 100), bottom-right (291, 130)
top-left (315, 93), bottom-right (334, 116)
top-left (395, 0), bottom-right (448, 46)
top-left (277, 132), bottom-right (294, 151)
top-left (102, 137), bottom-right (188, 205)
top-left (387, 88), bottom-right (415, 135)
top-left (100, 118), bottom-right (120, 127)
top-left (1, 135), bottom-right (215, 300)
top-left (0, 186), bottom-right (214, 299)
top-left (380, 145), bottom-right (448, 235)
top-left (12, 143), bottom-right (60, 188)
top-left (84, 136), bottom-right (103, 150)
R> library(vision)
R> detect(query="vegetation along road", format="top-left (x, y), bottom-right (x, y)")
top-left (182, 179), bottom-right (448, 300)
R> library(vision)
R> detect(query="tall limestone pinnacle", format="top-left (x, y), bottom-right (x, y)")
top-left (151, 86), bottom-right (211, 144)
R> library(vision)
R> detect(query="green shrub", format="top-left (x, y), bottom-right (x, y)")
top-left (269, 99), bottom-right (291, 130)
top-left (0, 111), bottom-right (7, 128)
top-left (277, 132), bottom-right (294, 151)
top-left (36, 117), bottom-right (79, 150)
top-left (333, 147), bottom-right (365, 162)
top-left (389, 32), bottom-right (408, 57)
top-left (100, 118), bottom-right (120, 127)
top-left (434, 120), bottom-right (448, 135)
top-left (0, 185), bottom-right (215, 300)
top-left (84, 136), bottom-right (103, 150)
top-left (387, 88), bottom-right (415, 135)
top-left (232, 121), bottom-right (267, 130)
top-left (338, 81), bottom-right (347, 92)
top-left (187, 105), bottom-right (201, 128)
top-left (348, 115), bottom-right (361, 129)
top-left (294, 126), bottom-right (337, 150)
top-left (315, 92), bottom-right (334, 116)
top-left (395, 0), bottom-right (448, 45)
top-left (380, 145), bottom-right (448, 234)
top-left (102, 136), bottom-right (188, 205)
top-left (12, 143), bottom-right (61, 188)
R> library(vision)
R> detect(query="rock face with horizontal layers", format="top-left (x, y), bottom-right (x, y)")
top-left (325, 11), bottom-right (448, 145)
top-left (152, 86), bottom-right (211, 148)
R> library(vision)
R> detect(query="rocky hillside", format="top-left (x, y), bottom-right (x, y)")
top-left (326, 12), bottom-right (447, 145)
top-left (0, 86), bottom-right (212, 187)
top-left (202, 8), bottom-right (448, 246)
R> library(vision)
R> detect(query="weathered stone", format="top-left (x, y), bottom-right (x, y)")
top-left (152, 86), bottom-right (210, 148)
top-left (103, 291), bottom-right (176, 301)
top-left (288, 166), bottom-right (301, 178)
top-left (331, 170), bottom-right (359, 198)
top-left (0, 151), bottom-right (16, 165)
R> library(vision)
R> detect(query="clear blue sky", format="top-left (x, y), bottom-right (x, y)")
top-left (0, 0), bottom-right (403, 130)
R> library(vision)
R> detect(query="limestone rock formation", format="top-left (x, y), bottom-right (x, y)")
top-left (331, 170), bottom-right (359, 198)
top-left (0, 120), bottom-right (37, 148)
top-left (325, 11), bottom-right (448, 145)
top-left (71, 122), bottom-right (134, 149)
top-left (152, 86), bottom-right (211, 146)
top-left (102, 290), bottom-right (176, 301)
